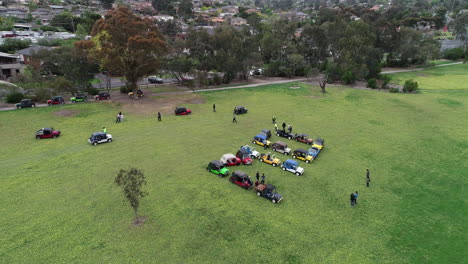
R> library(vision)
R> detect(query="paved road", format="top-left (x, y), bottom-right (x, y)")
top-left (381, 62), bottom-right (463, 74)
top-left (92, 76), bottom-right (177, 89)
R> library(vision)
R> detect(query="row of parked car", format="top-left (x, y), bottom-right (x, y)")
top-left (15, 93), bottom-right (112, 109)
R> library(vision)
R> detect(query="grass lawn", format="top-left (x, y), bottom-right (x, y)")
top-left (0, 83), bottom-right (466, 263)
top-left (387, 63), bottom-right (468, 90)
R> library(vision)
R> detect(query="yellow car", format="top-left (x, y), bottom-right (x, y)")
top-left (292, 149), bottom-right (313, 163)
top-left (253, 134), bottom-right (271, 149)
top-left (128, 89), bottom-right (144, 98)
top-left (312, 138), bottom-right (324, 150)
top-left (259, 153), bottom-right (281, 167)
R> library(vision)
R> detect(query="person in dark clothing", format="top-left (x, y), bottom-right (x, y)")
top-left (354, 191), bottom-right (359, 205)
top-left (256, 172), bottom-right (260, 182)
top-left (232, 115), bottom-right (237, 123)
top-left (261, 174), bottom-right (265, 184)
top-left (213, 104), bottom-right (216, 112)
top-left (366, 169), bottom-right (371, 187)
top-left (255, 180), bottom-right (259, 187)
top-left (272, 115), bottom-right (276, 124)
top-left (288, 124), bottom-right (292, 133)
top-left (350, 193), bottom-right (355, 206)
top-left (157, 112), bottom-right (161, 121)
top-left (282, 122), bottom-right (286, 131)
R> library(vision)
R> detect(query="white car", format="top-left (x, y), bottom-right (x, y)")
top-left (88, 132), bottom-right (113, 146)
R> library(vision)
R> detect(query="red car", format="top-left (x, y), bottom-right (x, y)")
top-left (47, 96), bottom-right (65, 105)
top-left (236, 148), bottom-right (253, 165)
top-left (220, 154), bottom-right (241, 166)
top-left (36, 128), bottom-right (60, 139)
top-left (229, 171), bottom-right (253, 189)
top-left (175, 107), bottom-right (191, 115)
top-left (94, 92), bottom-right (111, 100)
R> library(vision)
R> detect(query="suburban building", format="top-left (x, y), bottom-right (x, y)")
top-left (0, 52), bottom-right (23, 81)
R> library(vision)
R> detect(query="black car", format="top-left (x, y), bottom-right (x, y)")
top-left (148, 76), bottom-right (164, 84)
top-left (255, 184), bottom-right (283, 204)
top-left (276, 129), bottom-right (295, 140)
top-left (234, 106), bottom-right (248, 115)
top-left (15, 99), bottom-right (36, 109)
top-left (261, 129), bottom-right (272, 139)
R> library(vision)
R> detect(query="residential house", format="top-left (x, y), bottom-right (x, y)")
top-left (221, 6), bottom-right (238, 14)
top-left (16, 45), bottom-right (53, 69)
top-left (153, 15), bottom-right (174, 22)
top-left (0, 52), bottom-right (23, 81)
top-left (244, 8), bottom-right (260, 15)
top-left (230, 17), bottom-right (246, 26)
top-left (210, 17), bottom-right (225, 26)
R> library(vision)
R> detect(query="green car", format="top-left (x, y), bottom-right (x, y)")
top-left (207, 160), bottom-right (229, 177)
top-left (70, 94), bottom-right (87, 103)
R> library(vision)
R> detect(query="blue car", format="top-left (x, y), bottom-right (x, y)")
top-left (281, 159), bottom-right (304, 176)
top-left (308, 147), bottom-right (321, 158)
top-left (253, 134), bottom-right (271, 149)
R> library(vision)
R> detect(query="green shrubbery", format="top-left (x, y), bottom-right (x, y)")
top-left (5, 92), bottom-right (24, 103)
top-left (403, 79), bottom-right (419, 93)
top-left (367, 78), bottom-right (377, 89)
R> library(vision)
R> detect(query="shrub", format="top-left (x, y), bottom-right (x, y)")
top-left (213, 74), bottom-right (222, 85)
top-left (32, 88), bottom-right (52, 102)
top-left (5, 92), bottom-right (24, 103)
top-left (403, 79), bottom-right (419, 93)
top-left (341, 71), bottom-right (356, 84)
top-left (86, 87), bottom-right (99, 95)
top-left (120, 86), bottom-right (129, 94)
top-left (367, 78), bottom-right (377, 89)
top-left (389, 88), bottom-right (400, 93)
top-left (442, 47), bottom-right (465, 60)
top-left (381, 74), bottom-right (392, 88)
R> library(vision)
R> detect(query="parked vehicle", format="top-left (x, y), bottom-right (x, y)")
top-left (271, 141), bottom-right (291, 155)
top-left (236, 148), bottom-right (253, 165)
top-left (128, 89), bottom-right (144, 98)
top-left (220, 154), bottom-right (241, 166)
top-left (207, 160), bottom-right (229, 177)
top-left (294, 133), bottom-right (313, 145)
top-left (94, 92), bottom-right (110, 100)
top-left (260, 129), bottom-right (272, 139)
top-left (148, 76), bottom-right (164, 84)
top-left (47, 96), bottom-right (65, 105)
top-left (281, 159), bottom-right (304, 176)
top-left (255, 184), bottom-right (283, 204)
top-left (258, 152), bottom-right (281, 167)
top-left (35, 128), bottom-right (60, 139)
top-left (229, 170), bottom-right (253, 189)
top-left (312, 138), bottom-right (325, 150)
top-left (234, 106), bottom-right (248, 115)
top-left (308, 147), bottom-right (321, 158)
top-left (71, 94), bottom-right (87, 103)
top-left (292, 148), bottom-right (313, 163)
top-left (88, 132), bottom-right (113, 146)
top-left (253, 134), bottom-right (271, 149)
top-left (240, 145), bottom-right (260, 159)
top-left (175, 106), bottom-right (191, 115)
top-left (276, 129), bottom-right (295, 140)
top-left (16, 99), bottom-right (36, 109)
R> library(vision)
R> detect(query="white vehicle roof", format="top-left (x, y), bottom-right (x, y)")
top-left (221, 154), bottom-right (236, 161)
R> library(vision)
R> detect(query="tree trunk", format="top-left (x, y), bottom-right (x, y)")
top-left (319, 79), bottom-right (327, 93)
top-left (133, 207), bottom-right (138, 219)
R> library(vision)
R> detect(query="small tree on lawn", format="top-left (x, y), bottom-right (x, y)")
top-left (115, 168), bottom-right (147, 221)
top-left (403, 79), bottom-right (419, 93)
top-left (319, 77), bottom-right (327, 93)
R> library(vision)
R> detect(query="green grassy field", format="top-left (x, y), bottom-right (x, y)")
top-left (0, 83), bottom-right (466, 263)
top-left (387, 63), bottom-right (468, 90)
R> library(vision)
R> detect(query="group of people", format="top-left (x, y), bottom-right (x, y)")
top-left (272, 116), bottom-right (292, 133)
top-left (254, 172), bottom-right (266, 187)
top-left (350, 169), bottom-right (371, 207)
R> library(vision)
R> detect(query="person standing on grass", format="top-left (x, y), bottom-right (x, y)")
top-left (115, 113), bottom-right (121, 123)
top-left (102, 127), bottom-right (107, 134)
top-left (354, 191), bottom-right (359, 205)
top-left (288, 124), bottom-right (292, 133)
top-left (157, 112), bottom-right (161, 121)
top-left (261, 173), bottom-right (265, 184)
top-left (282, 122), bottom-right (286, 131)
top-left (366, 169), bottom-right (371, 187)
top-left (256, 172), bottom-right (260, 182)
top-left (274, 123), bottom-right (278, 132)
top-left (350, 193), bottom-right (355, 206)
top-left (272, 115), bottom-right (276, 124)
top-left (233, 114), bottom-right (237, 123)
top-left (213, 104), bottom-right (216, 112)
